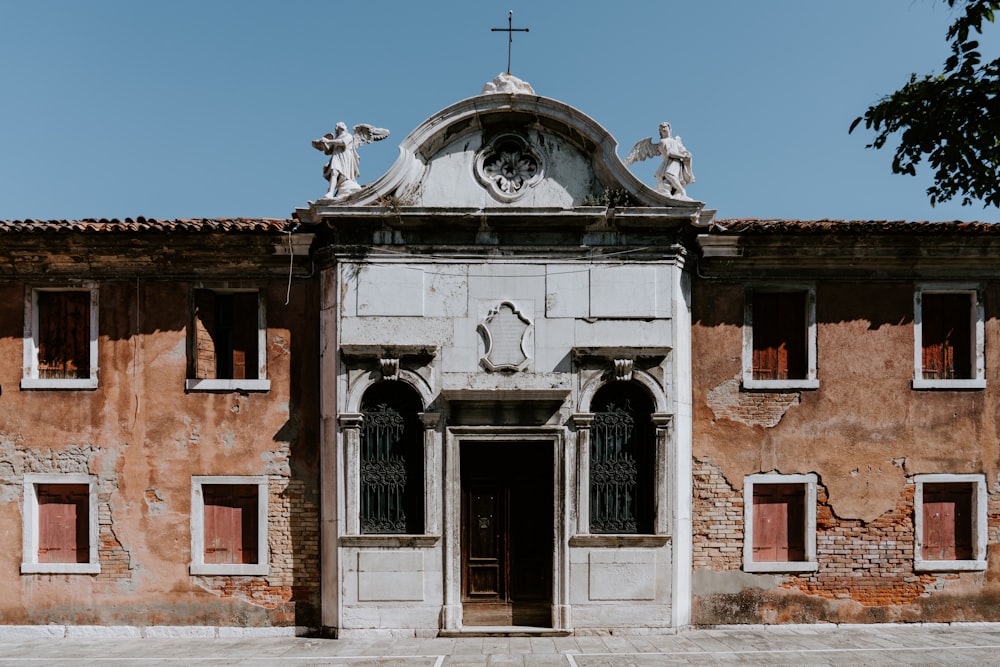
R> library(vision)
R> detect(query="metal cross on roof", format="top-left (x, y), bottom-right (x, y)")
top-left (490, 10), bottom-right (529, 74)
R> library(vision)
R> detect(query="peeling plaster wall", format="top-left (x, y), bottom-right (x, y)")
top-left (0, 280), bottom-right (320, 628)
top-left (691, 280), bottom-right (1000, 623)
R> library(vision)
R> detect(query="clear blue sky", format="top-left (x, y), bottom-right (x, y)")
top-left (1, 1), bottom-right (996, 222)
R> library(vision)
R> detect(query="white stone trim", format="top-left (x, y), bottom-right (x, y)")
top-left (912, 284), bottom-right (985, 390)
top-left (189, 476), bottom-right (269, 576)
top-left (913, 473), bottom-right (987, 572)
top-left (185, 379), bottom-right (271, 392)
top-left (671, 268), bottom-right (693, 627)
top-left (0, 625), bottom-right (313, 639)
top-left (742, 473), bottom-right (818, 573)
top-left (21, 473), bottom-right (100, 574)
top-left (186, 287), bottom-right (268, 392)
top-left (443, 427), bottom-right (568, 633)
top-left (21, 284), bottom-right (99, 390)
top-left (742, 284), bottom-right (818, 390)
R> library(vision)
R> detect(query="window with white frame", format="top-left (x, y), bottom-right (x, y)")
top-left (914, 474), bottom-right (987, 572)
top-left (21, 473), bottom-right (99, 574)
top-left (743, 285), bottom-right (818, 390)
top-left (743, 473), bottom-right (818, 573)
top-left (21, 285), bottom-right (99, 390)
top-left (186, 288), bottom-right (270, 392)
top-left (913, 285), bottom-right (984, 389)
top-left (190, 476), bottom-right (269, 575)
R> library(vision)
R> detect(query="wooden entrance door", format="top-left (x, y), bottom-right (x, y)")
top-left (461, 442), bottom-right (553, 627)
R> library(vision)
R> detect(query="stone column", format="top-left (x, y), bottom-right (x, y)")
top-left (338, 413), bottom-right (364, 536)
top-left (418, 412), bottom-right (442, 535)
top-left (571, 413), bottom-right (594, 535)
top-left (652, 413), bottom-right (673, 535)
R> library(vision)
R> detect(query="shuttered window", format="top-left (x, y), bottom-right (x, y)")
top-left (202, 484), bottom-right (259, 565)
top-left (922, 482), bottom-right (973, 561)
top-left (921, 293), bottom-right (973, 380)
top-left (752, 484), bottom-right (805, 562)
top-left (36, 484), bottom-right (89, 564)
top-left (751, 292), bottom-right (807, 381)
top-left (193, 290), bottom-right (259, 380)
top-left (36, 291), bottom-right (90, 379)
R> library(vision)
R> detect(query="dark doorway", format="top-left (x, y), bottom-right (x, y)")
top-left (461, 442), bottom-right (553, 626)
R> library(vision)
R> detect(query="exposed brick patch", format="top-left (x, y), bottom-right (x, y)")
top-left (785, 485), bottom-right (936, 606)
top-left (706, 376), bottom-right (800, 427)
top-left (692, 458), bottom-right (743, 570)
top-left (96, 483), bottom-right (134, 584)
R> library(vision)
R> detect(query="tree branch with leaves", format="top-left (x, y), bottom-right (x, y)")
top-left (850, 0), bottom-right (1000, 207)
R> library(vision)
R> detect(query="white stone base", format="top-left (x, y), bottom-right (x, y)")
top-left (0, 625), bottom-right (314, 639)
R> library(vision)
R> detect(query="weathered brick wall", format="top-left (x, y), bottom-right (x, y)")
top-left (0, 278), bottom-right (322, 628)
top-left (195, 477), bottom-right (320, 623)
top-left (692, 457), bottom-right (1000, 623)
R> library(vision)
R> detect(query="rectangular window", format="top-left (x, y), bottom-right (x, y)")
top-left (21, 474), bottom-right (99, 574)
top-left (743, 473), bottom-right (817, 573)
top-left (190, 476), bottom-right (268, 575)
top-left (743, 286), bottom-right (817, 390)
top-left (22, 285), bottom-right (99, 390)
top-left (186, 288), bottom-right (269, 392)
top-left (914, 286), bottom-right (984, 389)
top-left (914, 474), bottom-right (986, 571)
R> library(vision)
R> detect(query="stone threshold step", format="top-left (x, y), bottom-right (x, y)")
top-left (439, 626), bottom-right (572, 638)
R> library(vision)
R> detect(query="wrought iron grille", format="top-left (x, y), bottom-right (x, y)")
top-left (590, 390), bottom-right (654, 534)
top-left (360, 403), bottom-right (409, 533)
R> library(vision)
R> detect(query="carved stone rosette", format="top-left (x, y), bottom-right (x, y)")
top-left (474, 134), bottom-right (544, 202)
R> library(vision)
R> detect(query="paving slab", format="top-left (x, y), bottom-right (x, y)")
top-left (1, 624), bottom-right (1000, 666)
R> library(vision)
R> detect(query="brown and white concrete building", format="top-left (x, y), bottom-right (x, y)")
top-left (1, 83), bottom-right (999, 637)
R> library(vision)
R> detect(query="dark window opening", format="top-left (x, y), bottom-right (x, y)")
top-left (360, 381), bottom-right (424, 534)
top-left (203, 484), bottom-right (259, 565)
top-left (37, 483), bottom-right (89, 564)
top-left (193, 290), bottom-right (259, 380)
top-left (37, 291), bottom-right (90, 379)
top-left (922, 293), bottom-right (973, 380)
top-left (751, 291), bottom-right (807, 381)
top-left (589, 381), bottom-right (655, 534)
top-left (752, 483), bottom-right (806, 562)
top-left (922, 482), bottom-right (973, 561)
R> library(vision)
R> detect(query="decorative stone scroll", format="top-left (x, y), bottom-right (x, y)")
top-left (479, 301), bottom-right (531, 372)
top-left (474, 134), bottom-right (544, 202)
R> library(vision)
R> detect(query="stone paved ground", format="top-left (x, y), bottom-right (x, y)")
top-left (2, 624), bottom-right (1000, 666)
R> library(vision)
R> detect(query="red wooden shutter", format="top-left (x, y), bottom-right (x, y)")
top-left (922, 293), bottom-right (972, 379)
top-left (752, 292), bottom-right (806, 380)
top-left (37, 484), bottom-right (89, 563)
top-left (194, 289), bottom-right (218, 379)
top-left (37, 292), bottom-right (90, 379)
top-left (753, 484), bottom-right (805, 562)
top-left (923, 483), bottom-right (973, 560)
top-left (203, 485), bottom-right (259, 564)
top-left (231, 293), bottom-right (259, 380)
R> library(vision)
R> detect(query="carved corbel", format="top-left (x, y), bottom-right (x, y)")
top-left (613, 358), bottom-right (635, 382)
top-left (380, 357), bottom-right (400, 381)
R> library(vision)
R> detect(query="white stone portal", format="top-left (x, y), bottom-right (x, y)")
top-left (307, 86), bottom-right (710, 638)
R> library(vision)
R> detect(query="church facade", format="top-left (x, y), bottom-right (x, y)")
top-left (1, 80), bottom-right (999, 637)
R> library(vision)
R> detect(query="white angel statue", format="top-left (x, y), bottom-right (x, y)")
top-left (312, 122), bottom-right (390, 199)
top-left (624, 122), bottom-right (695, 200)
